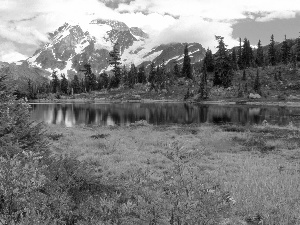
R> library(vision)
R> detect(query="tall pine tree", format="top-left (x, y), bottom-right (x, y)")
top-left (82, 64), bottom-right (93, 92)
top-left (256, 40), bottom-right (264, 67)
top-left (213, 36), bottom-right (233, 88)
top-left (128, 64), bottom-right (137, 88)
top-left (173, 63), bottom-right (181, 78)
top-left (253, 69), bottom-right (261, 95)
top-left (296, 34), bottom-right (300, 62)
top-left (71, 75), bottom-right (81, 94)
top-left (137, 65), bottom-right (147, 84)
top-left (237, 38), bottom-right (243, 69)
top-left (231, 48), bottom-right (238, 70)
top-left (268, 34), bottom-right (276, 66)
top-left (51, 71), bottom-right (60, 93)
top-left (60, 74), bottom-right (69, 94)
top-left (281, 35), bottom-right (290, 64)
top-left (241, 38), bottom-right (253, 68)
top-left (148, 62), bottom-right (157, 91)
top-left (121, 65), bottom-right (128, 86)
top-left (199, 64), bottom-right (208, 99)
top-left (109, 42), bottom-right (122, 88)
top-left (181, 44), bottom-right (193, 79)
top-left (204, 48), bottom-right (215, 72)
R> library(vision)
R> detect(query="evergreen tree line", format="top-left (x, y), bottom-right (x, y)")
top-left (199, 33), bottom-right (300, 91)
top-left (26, 43), bottom-right (195, 98)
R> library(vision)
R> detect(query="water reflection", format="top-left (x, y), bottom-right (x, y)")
top-left (29, 103), bottom-right (300, 127)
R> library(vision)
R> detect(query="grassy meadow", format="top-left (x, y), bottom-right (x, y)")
top-left (45, 121), bottom-right (300, 224)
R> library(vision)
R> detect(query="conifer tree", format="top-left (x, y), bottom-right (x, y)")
top-left (181, 44), bottom-right (193, 79)
top-left (51, 71), bottom-right (60, 93)
top-left (80, 78), bottom-right (85, 92)
top-left (90, 73), bottom-right (97, 91)
top-left (27, 79), bottom-right (37, 99)
top-left (121, 65), bottom-right (128, 86)
top-left (241, 38), bottom-right (253, 68)
top-left (60, 74), bottom-right (68, 94)
top-left (237, 38), bottom-right (243, 69)
top-left (82, 64), bottom-right (93, 92)
top-left (199, 64), bottom-right (208, 99)
top-left (256, 40), bottom-right (264, 67)
top-left (137, 65), bottom-right (147, 84)
top-left (71, 75), bottom-right (81, 94)
top-left (296, 34), bottom-right (300, 62)
top-left (158, 60), bottom-right (167, 90)
top-left (128, 64), bottom-right (137, 88)
top-left (204, 48), bottom-right (215, 72)
top-left (109, 42), bottom-right (122, 87)
top-left (173, 63), bottom-right (181, 78)
top-left (253, 69), bottom-right (261, 94)
top-left (99, 72), bottom-right (109, 89)
top-left (231, 48), bottom-right (238, 70)
top-left (281, 35), bottom-right (290, 64)
top-left (213, 36), bottom-right (233, 87)
top-left (148, 62), bottom-right (157, 91)
top-left (0, 75), bottom-right (48, 157)
top-left (268, 34), bottom-right (276, 66)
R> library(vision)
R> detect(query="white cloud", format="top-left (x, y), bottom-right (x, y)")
top-left (256, 11), bottom-right (297, 22)
top-left (117, 0), bottom-right (300, 21)
top-left (0, 0), bottom-right (299, 60)
top-left (153, 16), bottom-right (237, 51)
top-left (1, 52), bottom-right (28, 63)
top-left (0, 42), bottom-right (28, 63)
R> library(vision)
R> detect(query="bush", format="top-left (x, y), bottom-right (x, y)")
top-left (0, 75), bottom-right (235, 224)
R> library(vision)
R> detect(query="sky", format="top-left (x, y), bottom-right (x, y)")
top-left (0, 0), bottom-right (299, 63)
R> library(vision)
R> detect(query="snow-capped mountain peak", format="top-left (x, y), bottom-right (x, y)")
top-left (26, 18), bottom-right (205, 79)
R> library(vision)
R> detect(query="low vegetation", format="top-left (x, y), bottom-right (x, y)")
top-left (2, 73), bottom-right (300, 224)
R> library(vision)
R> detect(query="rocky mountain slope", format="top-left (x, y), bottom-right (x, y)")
top-left (0, 18), bottom-right (206, 90)
top-left (22, 19), bottom-right (205, 79)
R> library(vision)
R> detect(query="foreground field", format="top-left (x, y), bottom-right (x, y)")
top-left (46, 122), bottom-right (300, 224)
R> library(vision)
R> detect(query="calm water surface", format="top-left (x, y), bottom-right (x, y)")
top-left (29, 103), bottom-right (300, 127)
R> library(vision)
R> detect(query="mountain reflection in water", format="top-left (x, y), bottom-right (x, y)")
top-left (29, 103), bottom-right (300, 127)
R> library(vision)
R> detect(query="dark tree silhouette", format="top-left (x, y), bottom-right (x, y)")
top-left (181, 44), bottom-right (193, 79)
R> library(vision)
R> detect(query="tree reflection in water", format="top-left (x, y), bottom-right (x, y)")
top-left (29, 103), bottom-right (300, 127)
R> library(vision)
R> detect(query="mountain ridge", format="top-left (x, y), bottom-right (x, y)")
top-left (20, 18), bottom-right (205, 80)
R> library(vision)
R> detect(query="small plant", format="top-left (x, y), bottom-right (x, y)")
top-left (47, 132), bottom-right (63, 141)
top-left (90, 133), bottom-right (110, 139)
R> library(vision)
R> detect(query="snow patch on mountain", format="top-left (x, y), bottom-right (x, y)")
top-left (164, 55), bottom-right (181, 64)
top-left (27, 51), bottom-right (42, 68)
top-left (75, 38), bottom-right (90, 54)
top-left (53, 24), bottom-right (72, 44)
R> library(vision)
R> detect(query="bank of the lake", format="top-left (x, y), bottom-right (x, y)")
top-left (47, 122), bottom-right (300, 224)
top-left (29, 97), bottom-right (300, 107)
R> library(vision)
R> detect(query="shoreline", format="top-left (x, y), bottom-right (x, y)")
top-left (28, 98), bottom-right (300, 107)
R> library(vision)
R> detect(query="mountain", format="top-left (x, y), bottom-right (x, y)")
top-left (0, 18), bottom-right (206, 92)
top-left (0, 61), bottom-right (49, 93)
top-left (23, 19), bottom-right (205, 80)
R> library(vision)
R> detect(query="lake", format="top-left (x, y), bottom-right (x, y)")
top-left (29, 103), bottom-right (300, 127)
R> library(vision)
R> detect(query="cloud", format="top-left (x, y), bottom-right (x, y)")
top-left (116, 0), bottom-right (300, 20)
top-left (256, 11), bottom-right (297, 22)
top-left (0, 0), bottom-right (300, 61)
top-left (153, 16), bottom-right (237, 51)
top-left (100, 0), bottom-right (135, 9)
top-left (0, 42), bottom-right (28, 63)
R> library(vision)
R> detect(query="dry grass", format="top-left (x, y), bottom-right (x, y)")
top-left (47, 122), bottom-right (300, 224)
